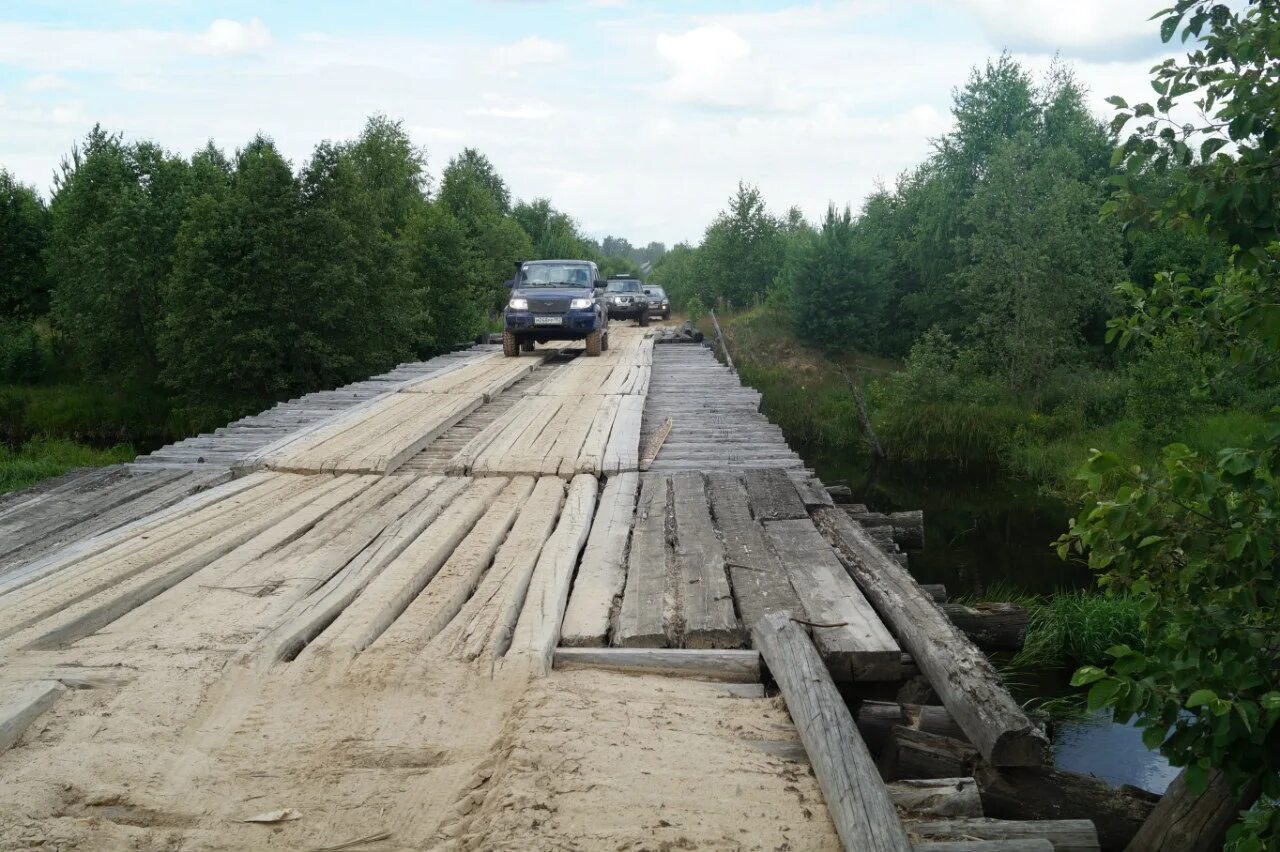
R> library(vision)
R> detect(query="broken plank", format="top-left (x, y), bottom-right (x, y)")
top-left (560, 472), bottom-right (639, 647)
top-left (743, 468), bottom-right (810, 520)
top-left (763, 518), bottom-right (901, 681)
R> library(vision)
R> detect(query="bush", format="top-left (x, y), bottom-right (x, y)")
top-left (0, 320), bottom-right (47, 383)
top-left (0, 436), bottom-right (133, 495)
top-left (1011, 590), bottom-right (1142, 670)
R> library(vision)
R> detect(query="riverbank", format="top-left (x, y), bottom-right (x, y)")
top-left (712, 306), bottom-right (1269, 499)
top-left (0, 436), bottom-right (134, 495)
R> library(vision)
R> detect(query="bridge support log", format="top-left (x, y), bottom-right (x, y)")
top-left (752, 611), bottom-right (912, 852)
top-left (813, 506), bottom-right (1048, 766)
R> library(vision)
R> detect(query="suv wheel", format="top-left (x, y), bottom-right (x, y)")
top-left (602, 331), bottom-right (610, 351)
top-left (638, 311), bottom-right (650, 327)
top-left (585, 330), bottom-right (603, 357)
top-left (521, 339), bottom-right (535, 352)
top-left (502, 332), bottom-right (520, 357)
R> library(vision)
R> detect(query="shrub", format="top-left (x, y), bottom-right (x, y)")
top-left (0, 320), bottom-right (47, 383)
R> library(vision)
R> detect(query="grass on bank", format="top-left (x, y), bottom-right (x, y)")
top-left (0, 436), bottom-right (134, 496)
top-left (710, 305), bottom-right (1272, 498)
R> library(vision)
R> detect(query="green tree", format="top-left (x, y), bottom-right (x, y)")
top-left (0, 169), bottom-right (49, 318)
top-left (784, 205), bottom-right (888, 352)
top-left (698, 182), bottom-right (783, 308)
top-left (513, 198), bottom-right (592, 259)
top-left (400, 200), bottom-right (488, 354)
top-left (347, 114), bottom-right (428, 236)
top-left (161, 137), bottom-right (320, 420)
top-left (438, 149), bottom-right (532, 311)
top-left (47, 127), bottom-right (193, 386)
top-left (958, 136), bottom-right (1123, 391)
top-left (648, 243), bottom-right (703, 309)
top-left (1067, 3), bottom-right (1280, 847)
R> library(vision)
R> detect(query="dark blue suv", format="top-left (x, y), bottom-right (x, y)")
top-left (503, 259), bottom-right (610, 357)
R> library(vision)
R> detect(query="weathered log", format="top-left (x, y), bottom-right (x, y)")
top-left (908, 818), bottom-right (1099, 852)
top-left (913, 839), bottom-right (1053, 851)
top-left (752, 611), bottom-right (912, 851)
top-left (940, 603), bottom-right (1028, 653)
top-left (843, 506), bottom-right (925, 548)
top-left (975, 764), bottom-right (1158, 852)
top-left (921, 584), bottom-right (948, 603)
top-left (888, 778), bottom-right (983, 818)
top-left (850, 702), bottom-right (970, 755)
top-left (879, 727), bottom-right (980, 782)
top-left (1125, 767), bottom-right (1259, 852)
top-left (814, 506), bottom-right (1048, 766)
top-left (552, 648), bottom-right (760, 683)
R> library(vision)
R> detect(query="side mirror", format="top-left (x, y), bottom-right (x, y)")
top-left (644, 289), bottom-right (653, 296)
top-left (594, 286), bottom-right (604, 297)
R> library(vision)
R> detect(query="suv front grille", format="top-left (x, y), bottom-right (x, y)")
top-left (529, 297), bottom-right (569, 312)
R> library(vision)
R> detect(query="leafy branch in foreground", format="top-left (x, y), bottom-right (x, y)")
top-left (1069, 2), bottom-right (1280, 847)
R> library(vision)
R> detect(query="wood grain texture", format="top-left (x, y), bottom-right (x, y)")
top-left (815, 506), bottom-right (1048, 766)
top-left (751, 611), bottom-right (912, 852)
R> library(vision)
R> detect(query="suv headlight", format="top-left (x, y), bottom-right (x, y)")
top-left (569, 297), bottom-right (593, 310)
top-left (508, 297), bottom-right (528, 310)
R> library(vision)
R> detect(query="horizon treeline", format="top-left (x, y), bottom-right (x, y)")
top-left (651, 55), bottom-right (1231, 395)
top-left (0, 115), bottom-right (658, 429)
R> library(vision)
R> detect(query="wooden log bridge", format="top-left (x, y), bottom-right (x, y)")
top-left (0, 323), bottom-right (1122, 850)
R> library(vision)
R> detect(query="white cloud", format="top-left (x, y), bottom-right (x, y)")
top-left (467, 102), bottom-right (555, 120)
top-left (954, 0), bottom-right (1169, 59)
top-left (200, 18), bottom-right (271, 55)
top-left (21, 74), bottom-right (73, 92)
top-left (491, 36), bottom-right (567, 70)
top-left (654, 25), bottom-right (751, 104)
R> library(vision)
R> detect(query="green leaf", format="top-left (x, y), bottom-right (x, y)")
top-left (1160, 13), bottom-right (1184, 43)
top-left (1262, 692), bottom-right (1280, 711)
top-left (1200, 137), bottom-right (1228, 159)
top-left (1186, 688), bottom-right (1217, 708)
top-left (1185, 764), bottom-right (1209, 795)
top-left (1106, 95), bottom-right (1129, 109)
top-left (1070, 666), bottom-right (1108, 687)
top-left (1088, 678), bottom-right (1124, 711)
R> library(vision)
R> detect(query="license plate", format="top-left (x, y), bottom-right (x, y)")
top-left (533, 316), bottom-right (562, 326)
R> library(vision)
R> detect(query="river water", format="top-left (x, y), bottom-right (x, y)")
top-left (797, 443), bottom-right (1179, 794)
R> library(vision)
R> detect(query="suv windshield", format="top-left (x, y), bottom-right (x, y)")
top-left (519, 263), bottom-right (593, 287)
top-left (647, 287), bottom-right (666, 298)
top-left (606, 280), bottom-right (642, 293)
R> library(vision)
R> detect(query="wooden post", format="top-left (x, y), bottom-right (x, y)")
top-left (1125, 768), bottom-right (1259, 852)
top-left (752, 611), bottom-right (912, 851)
top-left (708, 309), bottom-right (736, 373)
top-left (814, 506), bottom-right (1048, 766)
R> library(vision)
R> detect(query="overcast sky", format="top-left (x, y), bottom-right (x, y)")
top-left (0, 0), bottom-right (1177, 245)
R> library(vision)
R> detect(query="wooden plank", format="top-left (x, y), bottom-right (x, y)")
top-left (751, 611), bottom-right (912, 852)
top-left (374, 477), bottom-right (536, 649)
top-left (814, 506), bottom-right (1048, 766)
top-left (0, 681), bottom-right (64, 752)
top-left (504, 474), bottom-right (599, 673)
top-left (743, 468), bottom-right (810, 520)
top-left (300, 477), bottom-right (509, 659)
top-left (670, 471), bottom-right (740, 648)
top-left (907, 819), bottom-right (1098, 852)
top-left (705, 471), bottom-right (806, 635)
top-left (615, 474), bottom-right (670, 647)
top-left (436, 476), bottom-right (565, 662)
top-left (763, 519), bottom-right (901, 681)
top-left (552, 647), bottom-right (760, 683)
top-left (22, 475), bottom-right (364, 650)
top-left (603, 395), bottom-right (644, 474)
top-left (560, 472), bottom-right (639, 647)
top-left (241, 475), bottom-right (464, 666)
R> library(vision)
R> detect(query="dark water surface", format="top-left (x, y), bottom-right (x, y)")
top-left (796, 443), bottom-right (1177, 794)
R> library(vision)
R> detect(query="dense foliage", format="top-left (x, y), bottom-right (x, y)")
top-left (1064, 2), bottom-right (1280, 846)
top-left (0, 115), bottom-right (628, 437)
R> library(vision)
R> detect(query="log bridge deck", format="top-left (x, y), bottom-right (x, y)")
top-left (0, 324), bottom-right (1104, 850)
